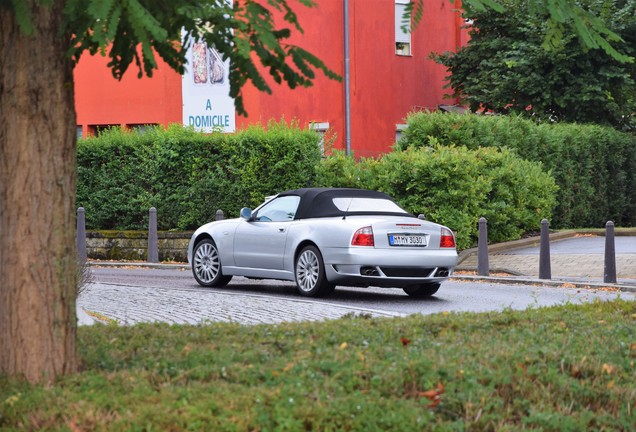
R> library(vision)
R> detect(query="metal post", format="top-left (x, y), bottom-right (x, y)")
top-left (477, 217), bottom-right (489, 276)
top-left (539, 218), bottom-right (551, 280)
top-left (417, 214), bottom-right (425, 220)
top-left (344, 0), bottom-right (351, 155)
top-left (76, 207), bottom-right (87, 261)
top-left (215, 209), bottom-right (224, 221)
top-left (148, 207), bottom-right (159, 263)
top-left (604, 221), bottom-right (617, 283)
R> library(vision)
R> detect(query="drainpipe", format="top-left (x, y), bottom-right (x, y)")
top-left (344, 0), bottom-right (351, 156)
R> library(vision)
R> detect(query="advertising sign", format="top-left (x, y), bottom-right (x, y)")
top-left (182, 18), bottom-right (235, 132)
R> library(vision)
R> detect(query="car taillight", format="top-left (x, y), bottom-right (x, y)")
top-left (351, 226), bottom-right (374, 247)
top-left (440, 227), bottom-right (456, 248)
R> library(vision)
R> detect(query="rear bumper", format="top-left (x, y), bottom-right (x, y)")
top-left (322, 247), bottom-right (457, 288)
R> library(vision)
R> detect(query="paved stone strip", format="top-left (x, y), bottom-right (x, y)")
top-left (461, 254), bottom-right (636, 278)
top-left (77, 283), bottom-right (401, 326)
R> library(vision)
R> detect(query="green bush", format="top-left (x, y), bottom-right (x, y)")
top-left (77, 121), bottom-right (322, 230)
top-left (317, 145), bottom-right (557, 249)
top-left (396, 112), bottom-right (636, 228)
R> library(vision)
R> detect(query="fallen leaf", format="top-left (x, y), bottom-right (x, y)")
top-left (419, 383), bottom-right (444, 408)
top-left (339, 342), bottom-right (348, 350)
top-left (401, 337), bottom-right (411, 347)
top-left (68, 418), bottom-right (82, 432)
top-left (602, 363), bottom-right (615, 375)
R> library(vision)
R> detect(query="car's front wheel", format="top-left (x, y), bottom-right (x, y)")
top-left (403, 283), bottom-right (441, 298)
top-left (294, 245), bottom-right (335, 297)
top-left (192, 239), bottom-right (233, 287)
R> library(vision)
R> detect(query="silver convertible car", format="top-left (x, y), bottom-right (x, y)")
top-left (188, 188), bottom-right (457, 297)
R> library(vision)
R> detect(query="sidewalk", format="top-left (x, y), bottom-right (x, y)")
top-left (455, 230), bottom-right (636, 290)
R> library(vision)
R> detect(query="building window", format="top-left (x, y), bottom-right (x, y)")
top-left (76, 126), bottom-right (83, 140)
top-left (395, 0), bottom-right (411, 56)
top-left (395, 124), bottom-right (408, 142)
top-left (128, 124), bottom-right (158, 134)
top-left (309, 122), bottom-right (330, 155)
top-left (89, 124), bottom-right (119, 136)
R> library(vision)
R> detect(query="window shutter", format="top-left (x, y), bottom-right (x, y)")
top-left (395, 2), bottom-right (410, 44)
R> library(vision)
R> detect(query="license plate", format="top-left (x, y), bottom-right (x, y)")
top-left (388, 234), bottom-right (427, 247)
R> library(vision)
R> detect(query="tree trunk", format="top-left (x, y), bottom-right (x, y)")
top-left (0, 1), bottom-right (78, 383)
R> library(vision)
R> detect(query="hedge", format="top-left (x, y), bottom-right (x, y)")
top-left (78, 122), bottom-right (558, 249)
top-left (317, 145), bottom-right (557, 250)
top-left (396, 112), bottom-right (636, 228)
top-left (77, 121), bottom-right (322, 230)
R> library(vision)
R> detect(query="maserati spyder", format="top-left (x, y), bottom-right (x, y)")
top-left (188, 188), bottom-right (457, 297)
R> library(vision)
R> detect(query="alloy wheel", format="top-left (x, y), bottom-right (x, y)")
top-left (194, 241), bottom-right (220, 284)
top-left (296, 249), bottom-right (319, 292)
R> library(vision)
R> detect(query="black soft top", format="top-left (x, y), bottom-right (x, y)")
top-left (277, 188), bottom-right (415, 220)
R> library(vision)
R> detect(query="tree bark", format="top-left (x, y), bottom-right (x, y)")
top-left (0, 1), bottom-right (78, 383)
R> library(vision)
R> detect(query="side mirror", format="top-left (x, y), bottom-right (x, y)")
top-left (240, 207), bottom-right (253, 220)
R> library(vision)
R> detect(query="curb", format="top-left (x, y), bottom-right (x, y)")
top-left (89, 261), bottom-right (189, 270)
top-left (450, 274), bottom-right (636, 293)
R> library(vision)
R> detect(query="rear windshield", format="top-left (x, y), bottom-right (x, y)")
top-left (332, 198), bottom-right (408, 213)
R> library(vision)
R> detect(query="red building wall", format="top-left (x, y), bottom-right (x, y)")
top-left (73, 0), bottom-right (466, 157)
top-left (74, 52), bottom-right (182, 137)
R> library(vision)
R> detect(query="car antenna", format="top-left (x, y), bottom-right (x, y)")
top-left (342, 197), bottom-right (353, 220)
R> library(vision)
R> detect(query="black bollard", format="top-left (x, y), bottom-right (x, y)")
top-left (604, 221), bottom-right (617, 284)
top-left (76, 207), bottom-right (87, 261)
top-left (148, 207), bottom-right (159, 263)
top-left (477, 217), bottom-right (489, 276)
top-left (215, 209), bottom-right (225, 221)
top-left (539, 219), bottom-right (551, 280)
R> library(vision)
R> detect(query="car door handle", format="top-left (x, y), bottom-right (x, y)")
top-left (278, 227), bottom-right (286, 233)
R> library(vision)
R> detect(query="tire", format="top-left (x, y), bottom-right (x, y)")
top-left (294, 245), bottom-right (335, 297)
top-left (403, 283), bottom-right (441, 298)
top-left (192, 239), bottom-right (233, 287)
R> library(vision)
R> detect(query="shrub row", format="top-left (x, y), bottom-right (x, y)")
top-left (77, 121), bottom-right (322, 230)
top-left (78, 122), bottom-right (557, 249)
top-left (317, 146), bottom-right (557, 250)
top-left (396, 112), bottom-right (636, 228)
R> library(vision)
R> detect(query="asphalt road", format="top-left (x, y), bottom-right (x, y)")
top-left (79, 267), bottom-right (634, 325)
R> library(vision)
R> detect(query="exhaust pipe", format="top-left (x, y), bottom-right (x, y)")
top-left (360, 266), bottom-right (379, 276)
top-left (435, 268), bottom-right (450, 277)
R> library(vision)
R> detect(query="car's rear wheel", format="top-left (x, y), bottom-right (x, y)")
top-left (295, 245), bottom-right (335, 297)
top-left (403, 283), bottom-right (441, 298)
top-left (192, 239), bottom-right (233, 287)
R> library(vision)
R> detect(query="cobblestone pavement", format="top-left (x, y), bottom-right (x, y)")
top-left (457, 235), bottom-right (636, 284)
top-left (78, 234), bottom-right (635, 326)
top-left (77, 283), bottom-right (402, 326)
top-left (460, 254), bottom-right (636, 279)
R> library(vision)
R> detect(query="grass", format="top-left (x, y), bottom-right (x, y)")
top-left (1, 299), bottom-right (635, 431)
